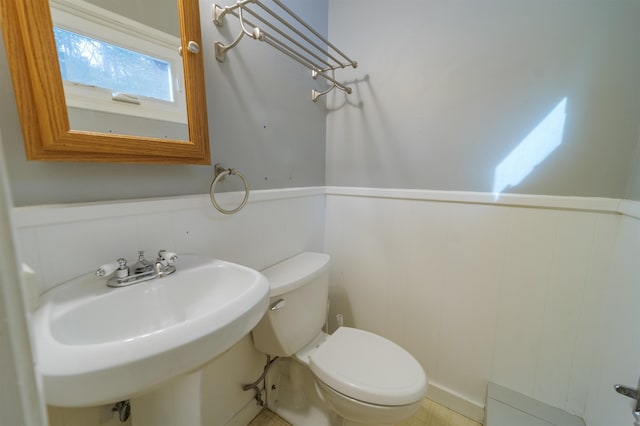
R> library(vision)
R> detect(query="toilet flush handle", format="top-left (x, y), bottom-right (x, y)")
top-left (270, 298), bottom-right (286, 311)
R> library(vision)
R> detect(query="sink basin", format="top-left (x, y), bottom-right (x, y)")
top-left (32, 255), bottom-right (269, 407)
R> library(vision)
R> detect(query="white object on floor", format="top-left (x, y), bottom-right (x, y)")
top-left (485, 383), bottom-right (584, 426)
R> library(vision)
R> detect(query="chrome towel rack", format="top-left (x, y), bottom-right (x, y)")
top-left (213, 0), bottom-right (357, 102)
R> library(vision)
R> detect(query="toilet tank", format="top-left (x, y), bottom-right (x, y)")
top-left (252, 252), bottom-right (330, 357)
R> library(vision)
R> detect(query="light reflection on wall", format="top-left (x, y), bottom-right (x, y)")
top-left (493, 98), bottom-right (568, 198)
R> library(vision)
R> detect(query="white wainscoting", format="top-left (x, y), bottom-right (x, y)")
top-left (13, 187), bottom-right (325, 426)
top-left (583, 213), bottom-right (640, 426)
top-left (14, 187), bottom-right (325, 296)
top-left (324, 187), bottom-right (637, 426)
top-left (12, 187), bottom-right (640, 426)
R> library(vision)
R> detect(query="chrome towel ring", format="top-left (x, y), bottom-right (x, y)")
top-left (209, 165), bottom-right (250, 214)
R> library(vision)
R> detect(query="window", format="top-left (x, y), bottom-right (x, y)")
top-left (50, 0), bottom-right (186, 124)
top-left (54, 27), bottom-right (174, 102)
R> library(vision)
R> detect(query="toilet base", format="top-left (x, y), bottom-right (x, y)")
top-left (266, 358), bottom-right (340, 426)
top-left (265, 357), bottom-right (421, 426)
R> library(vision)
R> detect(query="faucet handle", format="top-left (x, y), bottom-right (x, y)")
top-left (157, 250), bottom-right (178, 264)
top-left (96, 261), bottom-right (119, 277)
top-left (115, 258), bottom-right (129, 278)
top-left (164, 252), bottom-right (178, 263)
top-left (96, 258), bottom-right (130, 278)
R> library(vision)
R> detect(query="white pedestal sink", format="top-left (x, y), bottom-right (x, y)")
top-left (32, 254), bottom-right (269, 423)
top-left (129, 371), bottom-right (205, 426)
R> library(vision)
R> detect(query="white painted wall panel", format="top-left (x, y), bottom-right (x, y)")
top-left (565, 215), bottom-right (619, 416)
top-left (491, 208), bottom-right (558, 397)
top-left (14, 189), bottom-right (324, 426)
top-left (324, 190), bottom-right (628, 423)
top-left (14, 188), bottom-right (640, 425)
top-left (584, 215), bottom-right (640, 426)
top-left (533, 211), bottom-right (598, 410)
top-left (437, 204), bottom-right (507, 405)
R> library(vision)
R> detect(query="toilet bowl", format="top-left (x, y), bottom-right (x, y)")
top-left (252, 252), bottom-right (428, 425)
top-left (315, 380), bottom-right (422, 426)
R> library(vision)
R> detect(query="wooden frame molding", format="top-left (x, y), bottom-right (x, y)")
top-left (0, 0), bottom-right (211, 164)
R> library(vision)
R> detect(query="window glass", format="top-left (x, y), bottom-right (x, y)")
top-left (53, 27), bottom-right (173, 102)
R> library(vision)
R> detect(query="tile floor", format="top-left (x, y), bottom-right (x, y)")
top-left (248, 399), bottom-right (482, 426)
top-left (248, 409), bottom-right (290, 426)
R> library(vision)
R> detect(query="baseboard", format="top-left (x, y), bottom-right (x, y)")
top-left (485, 383), bottom-right (584, 426)
top-left (426, 381), bottom-right (485, 423)
top-left (224, 398), bottom-right (263, 426)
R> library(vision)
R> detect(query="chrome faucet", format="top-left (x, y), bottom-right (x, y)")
top-left (153, 250), bottom-right (178, 278)
top-left (95, 250), bottom-right (178, 288)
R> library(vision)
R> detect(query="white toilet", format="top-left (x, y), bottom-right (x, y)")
top-left (252, 252), bottom-right (428, 425)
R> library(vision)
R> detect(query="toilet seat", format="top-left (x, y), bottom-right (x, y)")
top-left (309, 327), bottom-right (427, 406)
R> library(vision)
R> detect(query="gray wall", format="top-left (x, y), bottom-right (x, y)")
top-left (0, 0), bottom-right (327, 206)
top-left (326, 0), bottom-right (640, 199)
top-left (627, 136), bottom-right (640, 201)
top-left (4, 0), bottom-right (639, 205)
top-left (83, 0), bottom-right (181, 36)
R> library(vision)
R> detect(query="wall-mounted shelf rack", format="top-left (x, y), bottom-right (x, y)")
top-left (213, 0), bottom-right (357, 102)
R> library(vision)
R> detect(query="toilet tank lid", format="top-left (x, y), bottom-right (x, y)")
top-left (261, 252), bottom-right (330, 297)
